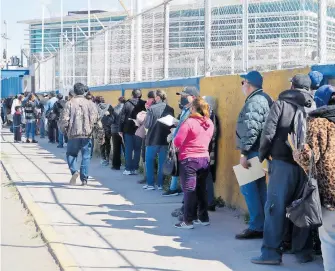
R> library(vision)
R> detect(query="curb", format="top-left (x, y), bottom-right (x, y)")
top-left (1, 159), bottom-right (81, 271)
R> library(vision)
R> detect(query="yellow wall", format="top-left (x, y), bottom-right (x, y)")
top-left (92, 90), bottom-right (122, 107)
top-left (200, 67), bottom-right (310, 210)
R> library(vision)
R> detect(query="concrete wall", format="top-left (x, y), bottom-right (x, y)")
top-left (91, 68), bottom-right (312, 211)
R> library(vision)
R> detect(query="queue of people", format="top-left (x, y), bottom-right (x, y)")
top-left (1, 69), bottom-right (334, 271)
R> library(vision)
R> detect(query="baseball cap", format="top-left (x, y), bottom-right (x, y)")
top-left (314, 85), bottom-right (335, 107)
top-left (176, 86), bottom-right (200, 97)
top-left (309, 71), bottom-right (323, 89)
top-left (241, 71), bottom-right (263, 89)
top-left (290, 74), bottom-right (311, 90)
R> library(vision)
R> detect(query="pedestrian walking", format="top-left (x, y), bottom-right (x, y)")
top-left (253, 74), bottom-right (316, 265)
top-left (235, 71), bottom-right (272, 239)
top-left (59, 83), bottom-right (99, 186)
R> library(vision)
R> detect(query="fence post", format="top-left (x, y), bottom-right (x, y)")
top-left (135, 0), bottom-right (143, 82)
top-left (72, 26), bottom-right (75, 86)
top-left (277, 38), bottom-right (282, 70)
top-left (242, 0), bottom-right (249, 72)
top-left (164, 1), bottom-right (170, 79)
top-left (87, 0), bottom-right (91, 86)
top-left (104, 30), bottom-right (108, 85)
top-left (318, 0), bottom-right (327, 64)
top-left (130, 0), bottom-right (135, 81)
top-left (204, 0), bottom-right (211, 77)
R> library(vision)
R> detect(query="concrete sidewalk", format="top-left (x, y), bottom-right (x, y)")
top-left (1, 128), bottom-right (323, 271)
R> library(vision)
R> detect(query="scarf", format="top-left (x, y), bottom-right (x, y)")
top-left (309, 105), bottom-right (335, 123)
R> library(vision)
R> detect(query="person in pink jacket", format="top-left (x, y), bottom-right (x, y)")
top-left (173, 97), bottom-right (214, 229)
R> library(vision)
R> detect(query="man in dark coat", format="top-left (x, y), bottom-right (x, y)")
top-left (235, 71), bottom-right (272, 240)
top-left (118, 89), bottom-right (146, 175)
top-left (252, 74), bottom-right (315, 265)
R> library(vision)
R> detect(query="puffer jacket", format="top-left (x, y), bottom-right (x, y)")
top-left (59, 95), bottom-right (99, 139)
top-left (236, 89), bottom-right (273, 155)
top-left (293, 105), bottom-right (335, 210)
top-left (259, 89), bottom-right (315, 163)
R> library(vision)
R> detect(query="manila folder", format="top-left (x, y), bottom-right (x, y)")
top-left (233, 157), bottom-right (265, 186)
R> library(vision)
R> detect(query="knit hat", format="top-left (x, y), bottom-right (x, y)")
top-left (314, 85), bottom-right (335, 107)
top-left (309, 71), bottom-right (323, 89)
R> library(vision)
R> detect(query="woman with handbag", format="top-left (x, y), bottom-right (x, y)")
top-left (173, 97), bottom-right (214, 229)
top-left (293, 85), bottom-right (335, 271)
top-left (143, 90), bottom-right (174, 190)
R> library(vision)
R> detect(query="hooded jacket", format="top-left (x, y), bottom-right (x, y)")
top-left (174, 115), bottom-right (214, 161)
top-left (98, 103), bottom-right (113, 135)
top-left (111, 103), bottom-right (124, 134)
top-left (118, 98), bottom-right (146, 134)
top-left (293, 105), bottom-right (335, 210)
top-left (259, 89), bottom-right (316, 163)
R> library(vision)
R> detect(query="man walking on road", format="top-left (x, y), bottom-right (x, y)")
top-left (235, 71), bottom-right (272, 240)
top-left (59, 83), bottom-right (99, 186)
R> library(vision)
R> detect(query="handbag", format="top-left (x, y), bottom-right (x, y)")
top-left (163, 142), bottom-right (179, 176)
top-left (286, 152), bottom-right (322, 228)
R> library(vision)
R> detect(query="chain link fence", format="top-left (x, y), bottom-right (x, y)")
top-left (35, 0), bottom-right (335, 95)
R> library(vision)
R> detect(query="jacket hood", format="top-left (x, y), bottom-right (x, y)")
top-left (98, 103), bottom-right (109, 111)
top-left (190, 114), bottom-right (212, 130)
top-left (314, 85), bottom-right (335, 108)
top-left (279, 89), bottom-right (315, 109)
top-left (309, 105), bottom-right (335, 123)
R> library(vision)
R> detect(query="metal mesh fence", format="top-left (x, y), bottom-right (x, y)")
top-left (34, 0), bottom-right (335, 95)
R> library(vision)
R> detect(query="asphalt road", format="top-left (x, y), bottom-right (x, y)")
top-left (1, 167), bottom-right (59, 271)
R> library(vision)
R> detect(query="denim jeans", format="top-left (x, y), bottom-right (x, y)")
top-left (40, 117), bottom-right (46, 137)
top-left (319, 209), bottom-right (335, 271)
top-left (66, 138), bottom-right (92, 182)
top-left (145, 145), bottom-right (168, 187)
top-left (170, 176), bottom-right (179, 191)
top-left (124, 133), bottom-right (142, 171)
top-left (180, 157), bottom-right (210, 223)
top-left (240, 152), bottom-right (267, 232)
top-left (261, 159), bottom-right (313, 261)
top-left (25, 121), bottom-right (36, 140)
top-left (58, 129), bottom-right (64, 146)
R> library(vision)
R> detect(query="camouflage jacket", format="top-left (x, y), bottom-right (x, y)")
top-left (59, 95), bottom-right (99, 139)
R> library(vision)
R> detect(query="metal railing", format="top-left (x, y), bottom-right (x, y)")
top-left (34, 0), bottom-right (335, 94)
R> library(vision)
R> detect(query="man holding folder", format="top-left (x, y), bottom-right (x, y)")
top-left (235, 71), bottom-right (273, 240)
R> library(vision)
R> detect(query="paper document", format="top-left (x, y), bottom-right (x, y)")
top-left (157, 115), bottom-right (178, 126)
top-left (233, 157), bottom-right (266, 186)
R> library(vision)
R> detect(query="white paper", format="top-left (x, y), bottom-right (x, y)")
top-left (157, 115), bottom-right (178, 126)
top-left (233, 157), bottom-right (266, 186)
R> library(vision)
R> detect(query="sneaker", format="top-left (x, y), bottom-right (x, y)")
top-left (100, 159), bottom-right (106, 165)
top-left (123, 170), bottom-right (132, 175)
top-left (157, 186), bottom-right (163, 191)
top-left (32, 140), bottom-right (38, 143)
top-left (131, 170), bottom-right (139, 175)
top-left (193, 219), bottom-right (210, 226)
top-left (26, 139), bottom-right (31, 143)
top-left (251, 256), bottom-right (282, 265)
top-left (143, 185), bottom-right (155, 190)
top-left (162, 189), bottom-right (179, 197)
top-left (14, 140), bottom-right (18, 143)
top-left (235, 229), bottom-right (263, 240)
top-left (102, 160), bottom-right (109, 166)
top-left (174, 222), bottom-right (194, 229)
top-left (70, 171), bottom-right (79, 185)
top-left (81, 179), bottom-right (88, 186)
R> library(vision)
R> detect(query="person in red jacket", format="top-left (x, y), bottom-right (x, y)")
top-left (173, 97), bottom-right (214, 229)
